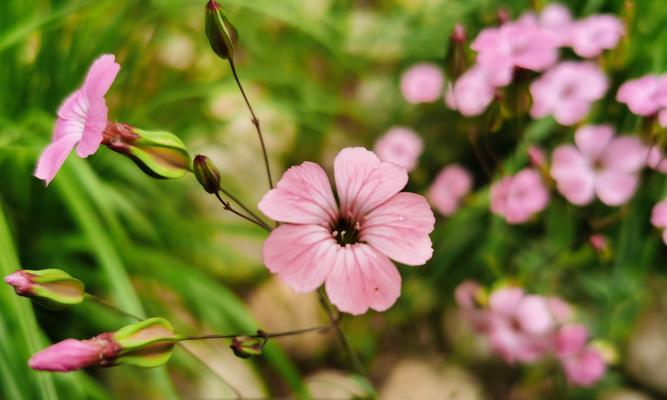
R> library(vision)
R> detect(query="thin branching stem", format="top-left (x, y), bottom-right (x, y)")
top-left (214, 192), bottom-right (272, 231)
top-left (219, 187), bottom-right (271, 230)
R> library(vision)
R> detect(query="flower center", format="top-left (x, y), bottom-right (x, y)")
top-left (331, 217), bottom-right (362, 246)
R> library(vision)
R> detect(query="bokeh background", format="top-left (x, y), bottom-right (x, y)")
top-left (2, 0), bottom-right (667, 399)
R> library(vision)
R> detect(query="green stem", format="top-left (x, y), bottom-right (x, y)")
top-left (218, 187), bottom-right (271, 230)
top-left (214, 192), bottom-right (272, 231)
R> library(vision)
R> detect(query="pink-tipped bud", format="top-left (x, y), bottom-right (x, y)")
top-left (4, 270), bottom-right (33, 296)
top-left (589, 234), bottom-right (612, 261)
top-left (445, 24), bottom-right (470, 81)
top-left (29, 333), bottom-right (120, 372)
top-left (527, 146), bottom-right (547, 168)
top-left (451, 23), bottom-right (466, 43)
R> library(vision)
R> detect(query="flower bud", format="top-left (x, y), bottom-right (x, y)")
top-left (205, 0), bottom-right (238, 61)
top-left (112, 318), bottom-right (179, 368)
top-left (5, 269), bottom-right (84, 310)
top-left (103, 122), bottom-right (192, 179)
top-left (193, 155), bottom-right (221, 193)
top-left (230, 335), bottom-right (266, 359)
top-left (29, 333), bottom-right (120, 372)
top-left (445, 24), bottom-right (470, 81)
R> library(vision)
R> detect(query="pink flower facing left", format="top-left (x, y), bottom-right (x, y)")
top-left (374, 127), bottom-right (423, 172)
top-left (530, 61), bottom-right (608, 126)
top-left (400, 63), bottom-right (444, 104)
top-left (29, 334), bottom-right (120, 372)
top-left (490, 168), bottom-right (549, 224)
top-left (258, 147), bottom-right (435, 315)
top-left (551, 125), bottom-right (646, 206)
top-left (34, 54), bottom-right (121, 185)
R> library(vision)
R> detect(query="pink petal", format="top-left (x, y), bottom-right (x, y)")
top-left (428, 164), bottom-right (473, 216)
top-left (659, 109), bottom-right (667, 128)
top-left (334, 147), bottom-right (408, 218)
top-left (547, 297), bottom-right (573, 323)
top-left (400, 63), bottom-right (444, 104)
top-left (83, 54), bottom-right (121, 99)
top-left (561, 346), bottom-right (607, 386)
top-left (595, 170), bottom-right (638, 206)
top-left (362, 192), bottom-right (435, 266)
top-left (574, 125), bottom-right (614, 160)
top-left (650, 200), bottom-right (667, 228)
top-left (76, 96), bottom-right (107, 157)
top-left (54, 90), bottom-right (88, 141)
top-left (262, 224), bottom-right (337, 292)
top-left (259, 161), bottom-right (338, 225)
top-left (600, 136), bottom-right (647, 173)
top-left (454, 280), bottom-right (482, 309)
top-left (554, 324), bottom-right (588, 358)
top-left (374, 127), bottom-right (423, 172)
top-left (551, 146), bottom-right (596, 205)
top-left (553, 99), bottom-right (590, 126)
top-left (516, 295), bottom-right (554, 335)
top-left (489, 287), bottom-right (524, 317)
top-left (324, 244), bottom-right (401, 315)
top-left (34, 134), bottom-right (80, 185)
top-left (29, 338), bottom-right (106, 372)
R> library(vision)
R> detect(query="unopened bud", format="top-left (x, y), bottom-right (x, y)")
top-left (29, 333), bottom-right (121, 372)
top-left (193, 155), bottom-right (221, 194)
top-left (112, 318), bottom-right (179, 368)
top-left (230, 334), bottom-right (266, 359)
top-left (103, 122), bottom-right (191, 179)
top-left (5, 269), bottom-right (84, 310)
top-left (445, 23), bottom-right (470, 81)
top-left (589, 234), bottom-right (612, 261)
top-left (205, 0), bottom-right (238, 61)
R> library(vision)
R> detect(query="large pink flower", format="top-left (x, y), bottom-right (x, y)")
top-left (427, 164), bottom-right (473, 216)
top-left (490, 168), bottom-right (550, 224)
top-left (258, 147), bottom-right (435, 315)
top-left (571, 15), bottom-right (624, 58)
top-left (550, 125), bottom-right (646, 206)
top-left (34, 54), bottom-right (120, 185)
top-left (400, 63), bottom-right (444, 104)
top-left (374, 126), bottom-right (423, 172)
top-left (530, 61), bottom-right (608, 126)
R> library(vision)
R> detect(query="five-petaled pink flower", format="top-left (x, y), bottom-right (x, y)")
top-left (571, 15), bottom-right (624, 58)
top-left (374, 127), bottom-right (423, 172)
top-left (427, 164), bottom-right (473, 216)
top-left (29, 334), bottom-right (120, 372)
top-left (651, 200), bottom-right (667, 245)
top-left (530, 61), bottom-right (608, 126)
top-left (490, 168), bottom-right (549, 224)
top-left (34, 54), bottom-right (120, 185)
top-left (616, 75), bottom-right (667, 117)
top-left (400, 63), bottom-right (444, 104)
top-left (551, 125), bottom-right (646, 206)
top-left (471, 20), bottom-right (560, 87)
top-left (258, 147), bottom-right (435, 315)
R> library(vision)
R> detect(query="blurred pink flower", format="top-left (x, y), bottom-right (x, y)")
top-left (561, 345), bottom-right (607, 386)
top-left (530, 61), bottom-right (608, 126)
top-left (547, 297), bottom-right (573, 324)
top-left (616, 75), bottom-right (667, 116)
top-left (258, 147), bottom-right (435, 315)
top-left (29, 334), bottom-right (119, 372)
top-left (427, 164), bottom-right (473, 216)
top-left (455, 280), bottom-right (489, 332)
top-left (651, 200), bottom-right (667, 245)
top-left (471, 21), bottom-right (559, 86)
top-left (490, 169), bottom-right (550, 224)
top-left (571, 15), bottom-right (624, 58)
top-left (400, 63), bottom-right (444, 104)
top-left (374, 127), bottom-right (423, 172)
top-left (34, 54), bottom-right (120, 185)
top-left (554, 324), bottom-right (588, 358)
top-left (647, 146), bottom-right (667, 173)
top-left (551, 125), bottom-right (646, 206)
top-left (445, 65), bottom-right (498, 116)
top-left (539, 3), bottom-right (573, 44)
top-left (660, 109), bottom-right (667, 128)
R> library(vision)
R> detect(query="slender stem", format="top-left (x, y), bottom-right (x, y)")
top-left (228, 59), bottom-right (274, 190)
top-left (179, 321), bottom-right (337, 342)
top-left (219, 187), bottom-right (271, 230)
top-left (85, 293), bottom-right (142, 321)
top-left (316, 288), bottom-right (366, 376)
top-left (214, 192), bottom-right (272, 231)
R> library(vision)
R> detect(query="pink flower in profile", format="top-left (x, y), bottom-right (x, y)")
top-left (445, 65), bottom-right (497, 116)
top-left (651, 200), bottom-right (667, 245)
top-left (561, 345), bottom-right (607, 386)
top-left (400, 63), bottom-right (444, 104)
top-left (551, 125), bottom-right (646, 206)
top-left (571, 15), bottom-right (624, 58)
top-left (374, 127), bottom-right (423, 172)
top-left (616, 75), bottom-right (667, 116)
top-left (29, 334), bottom-right (120, 372)
top-left (427, 164), bottom-right (473, 216)
top-left (490, 168), bottom-right (550, 224)
top-left (34, 54), bottom-right (120, 185)
top-left (530, 62), bottom-right (608, 126)
top-left (258, 147), bottom-right (435, 315)
top-left (471, 21), bottom-right (560, 87)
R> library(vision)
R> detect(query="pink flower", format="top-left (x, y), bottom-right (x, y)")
top-left (34, 54), bottom-right (120, 185)
top-left (4, 270), bottom-right (32, 295)
top-left (471, 21), bottom-right (560, 86)
top-left (530, 62), bottom-right (608, 126)
top-left (445, 65), bottom-right (497, 116)
top-left (616, 75), bottom-right (667, 116)
top-left (455, 280), bottom-right (489, 332)
top-left (427, 164), bottom-right (473, 216)
top-left (561, 345), bottom-right (607, 386)
top-left (539, 3), bottom-right (573, 43)
top-left (258, 147), bottom-right (435, 315)
top-left (547, 297), bottom-right (573, 324)
top-left (400, 63), bottom-right (444, 104)
top-left (571, 15), bottom-right (624, 58)
top-left (374, 127), bottom-right (423, 172)
top-left (490, 168), bottom-right (550, 224)
top-left (554, 324), bottom-right (588, 358)
top-left (29, 334), bottom-right (120, 372)
top-left (550, 125), bottom-right (646, 206)
top-left (651, 200), bottom-right (667, 245)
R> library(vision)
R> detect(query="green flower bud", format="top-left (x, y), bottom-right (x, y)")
top-left (112, 318), bottom-right (180, 368)
top-left (5, 269), bottom-right (84, 310)
top-left (193, 155), bottom-right (221, 194)
top-left (205, 0), bottom-right (238, 61)
top-left (230, 335), bottom-right (266, 359)
top-left (103, 122), bottom-right (192, 179)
